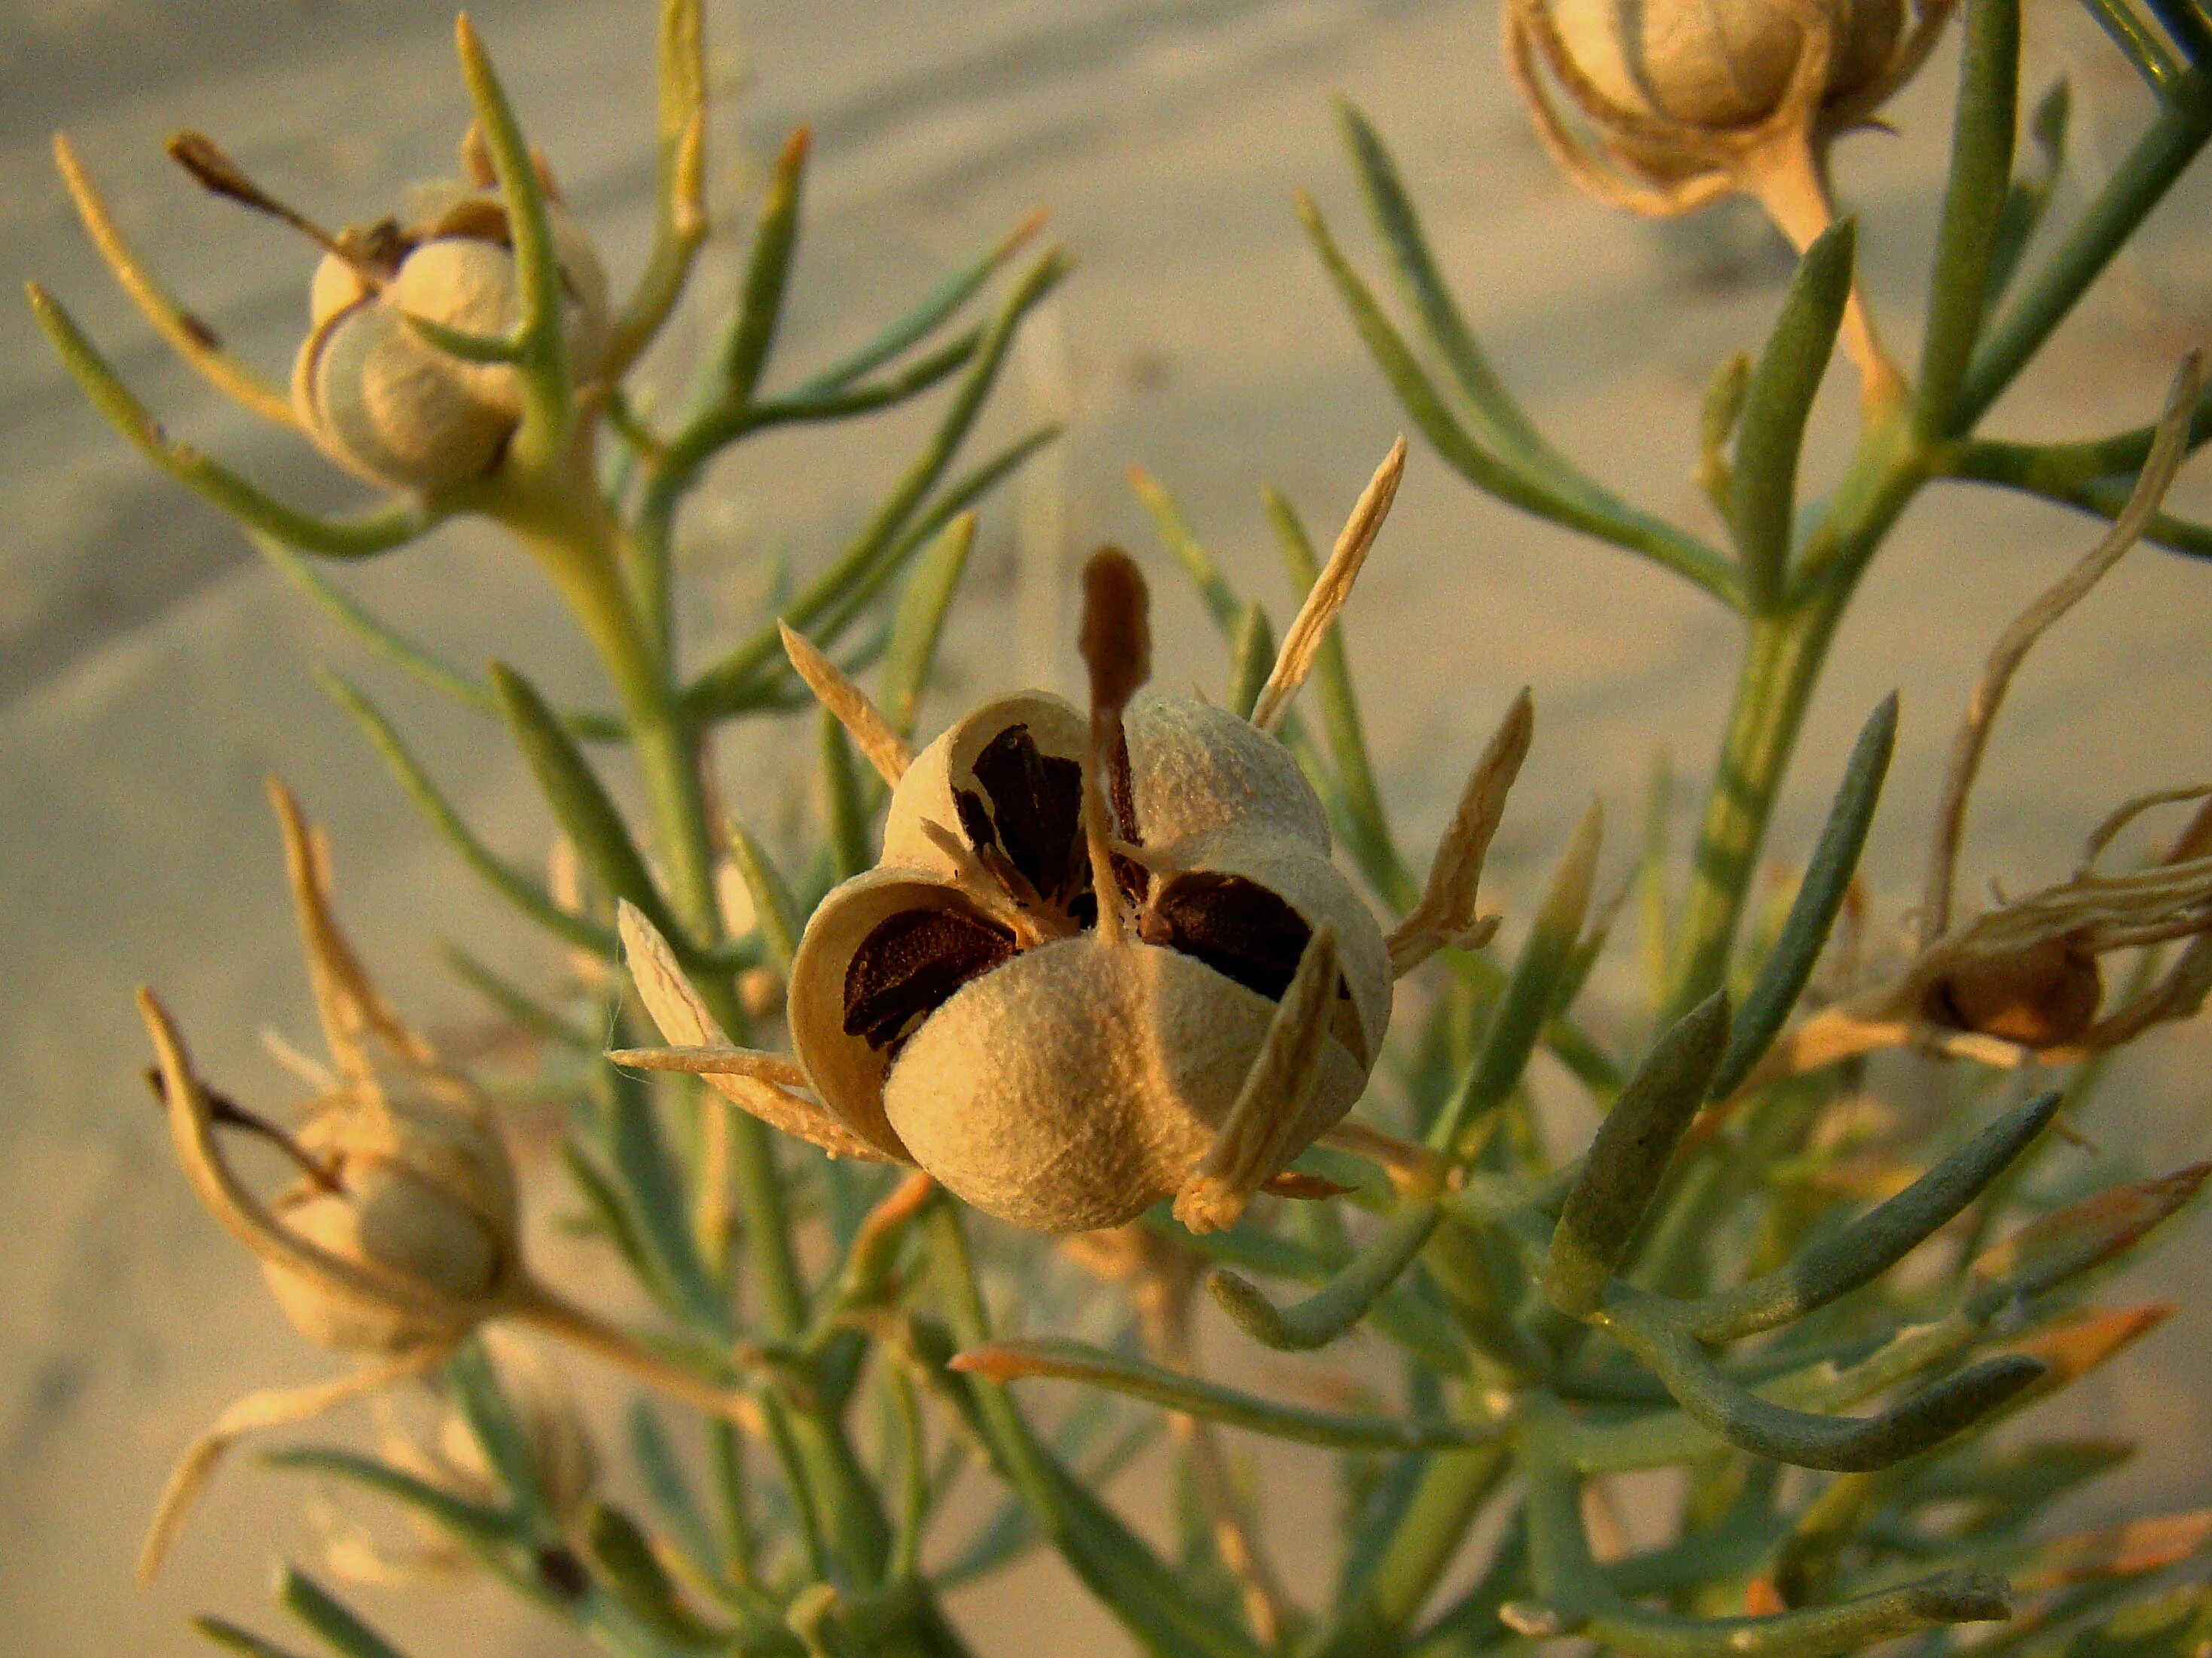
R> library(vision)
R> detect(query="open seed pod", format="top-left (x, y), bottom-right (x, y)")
top-left (293, 178), bottom-right (609, 489)
top-left (619, 440), bottom-right (1536, 1233)
top-left (789, 680), bottom-right (1391, 1231)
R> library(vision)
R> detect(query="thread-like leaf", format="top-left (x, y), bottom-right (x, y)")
top-left (1710, 694), bottom-right (1898, 1099)
top-left (1691, 1090), bottom-right (2063, 1341)
top-left (1545, 993), bottom-right (1731, 1316)
top-left (260, 1447), bottom-right (514, 1549)
top-left (321, 672), bottom-right (618, 959)
top-left (722, 129), bottom-right (808, 405)
top-left (26, 283), bottom-right (427, 558)
top-left (950, 1337), bottom-right (1492, 1450)
top-left (1920, 0), bottom-right (2022, 437)
top-left (586, 1501), bottom-right (724, 1642)
top-left (1430, 800), bottom-right (1605, 1155)
top-left (1731, 220), bottom-right (1856, 609)
top-left (277, 1567), bottom-right (413, 1658)
top-left (818, 709), bottom-right (871, 880)
top-left (1985, 80), bottom-right (2072, 306)
top-left (877, 512), bottom-right (975, 739)
top-left (1226, 602), bottom-right (1275, 721)
top-left (725, 816), bottom-right (801, 973)
top-left (1612, 1303), bottom-right (2046, 1471)
top-left (1210, 1203), bottom-right (1442, 1352)
top-left (193, 1619), bottom-right (315, 1658)
top-left (489, 661), bottom-right (686, 952)
top-left (1298, 195), bottom-right (1736, 602)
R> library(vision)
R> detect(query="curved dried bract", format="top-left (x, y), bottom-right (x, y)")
top-left (616, 900), bottom-right (897, 1162)
top-left (779, 620), bottom-right (913, 785)
top-left (1389, 687), bottom-right (1534, 975)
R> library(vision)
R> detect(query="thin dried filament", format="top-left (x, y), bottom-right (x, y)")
top-left (780, 620), bottom-right (913, 786)
top-left (1390, 687), bottom-right (1533, 974)
top-left (1253, 437), bottom-right (1406, 732)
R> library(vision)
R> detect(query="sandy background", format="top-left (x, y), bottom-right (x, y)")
top-left (4, 0), bottom-right (2210, 1652)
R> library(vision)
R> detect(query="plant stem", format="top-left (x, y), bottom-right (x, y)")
top-left (490, 448), bottom-right (924, 1605)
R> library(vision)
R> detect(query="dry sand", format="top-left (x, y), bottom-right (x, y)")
top-left (3, 0), bottom-right (2210, 1652)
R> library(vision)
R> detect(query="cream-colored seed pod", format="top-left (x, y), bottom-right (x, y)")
top-left (792, 685), bottom-right (1390, 1232)
top-left (1548, 0), bottom-right (1902, 131)
top-left (291, 190), bottom-right (609, 491)
top-left (262, 1097), bottom-right (520, 1354)
top-left (616, 440), bottom-right (1534, 1237)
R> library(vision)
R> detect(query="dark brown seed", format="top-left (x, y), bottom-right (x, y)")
top-left (844, 907), bottom-right (1018, 1050)
top-left (970, 725), bottom-right (1085, 907)
top-left (535, 1544), bottom-right (590, 1600)
top-left (1924, 934), bottom-right (2103, 1047)
top-left (1141, 872), bottom-right (1314, 1003)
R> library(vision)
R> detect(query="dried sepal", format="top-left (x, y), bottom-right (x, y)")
top-left (615, 901), bottom-right (896, 1163)
top-left (1388, 687), bottom-right (1533, 974)
top-left (1173, 925), bottom-right (1344, 1233)
top-left (1252, 437), bottom-right (1405, 732)
top-left (139, 1344), bottom-right (453, 1583)
top-left (778, 621), bottom-right (912, 786)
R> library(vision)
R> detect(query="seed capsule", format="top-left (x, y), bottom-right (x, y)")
top-left (292, 183), bottom-right (609, 489)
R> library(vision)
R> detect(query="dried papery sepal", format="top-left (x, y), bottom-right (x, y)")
top-left (1736, 361), bottom-right (2212, 1091)
top-left (615, 901), bottom-right (895, 1163)
top-left (1252, 437), bottom-right (1405, 732)
top-left (779, 622), bottom-right (912, 785)
top-left (50, 133), bottom-right (298, 428)
top-left (1388, 687), bottom-right (1533, 974)
top-left (1924, 356), bottom-right (2203, 944)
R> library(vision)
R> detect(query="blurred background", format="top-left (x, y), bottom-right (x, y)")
top-left (2, 1), bottom-right (2210, 1651)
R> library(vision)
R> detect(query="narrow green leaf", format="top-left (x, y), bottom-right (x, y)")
top-left (1921, 0), bottom-right (2022, 439)
top-left (193, 1619), bottom-right (315, 1658)
top-left (399, 309), bottom-right (522, 363)
top-left (441, 940), bottom-right (596, 1050)
top-left (561, 1141), bottom-right (664, 1297)
top-left (585, 1501), bottom-right (725, 1642)
top-left (953, 1335), bottom-right (1491, 1450)
top-left (627, 1400), bottom-right (721, 1579)
top-left (260, 1448), bottom-right (515, 1550)
top-left (1296, 197), bottom-right (1737, 602)
top-left (1710, 693), bottom-right (1897, 1098)
top-left (320, 672), bottom-right (618, 959)
top-left (722, 128), bottom-right (807, 405)
top-left (26, 283), bottom-right (429, 559)
top-left (1128, 465), bottom-right (1241, 629)
top-left (682, 254), bottom-right (1068, 719)
top-left (277, 1567), bottom-right (413, 1658)
top-left (746, 328), bottom-right (981, 432)
top-left (446, 1338), bottom-right (552, 1522)
top-left (453, 17), bottom-right (569, 458)
top-left (1430, 800), bottom-right (1605, 1155)
top-left (2078, 0), bottom-right (2182, 89)
top-left (1225, 602), bottom-right (1274, 721)
top-left (254, 535), bottom-right (623, 739)
top-left (725, 815), bottom-right (801, 972)
top-left (1692, 1091), bottom-right (2062, 1341)
top-left (817, 708), bottom-right (871, 880)
top-left (1698, 352), bottom-right (1751, 516)
top-left (1985, 81), bottom-right (2072, 306)
top-left (1545, 992), bottom-right (1732, 1316)
top-left (1210, 1202), bottom-right (1441, 1352)
top-left (1336, 100), bottom-right (1552, 462)
top-left (1606, 1301), bottom-right (2046, 1471)
top-left (1584, 1569), bottom-right (2013, 1658)
top-left (877, 512), bottom-right (975, 738)
top-left (1731, 220), bottom-right (1856, 609)
top-left (489, 661), bottom-right (688, 957)
top-left (596, 1015), bottom-right (727, 1333)
top-left (793, 208), bottom-right (1047, 397)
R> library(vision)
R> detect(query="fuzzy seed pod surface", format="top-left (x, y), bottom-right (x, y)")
top-left (291, 187), bottom-right (608, 490)
top-left (1548, 0), bottom-right (1903, 130)
top-left (790, 688), bottom-right (1390, 1233)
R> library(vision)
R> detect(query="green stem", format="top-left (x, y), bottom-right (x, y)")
top-left (1958, 73), bottom-right (2212, 428)
top-left (490, 452), bottom-right (917, 1597)
top-left (1661, 599), bottom-right (1844, 1023)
